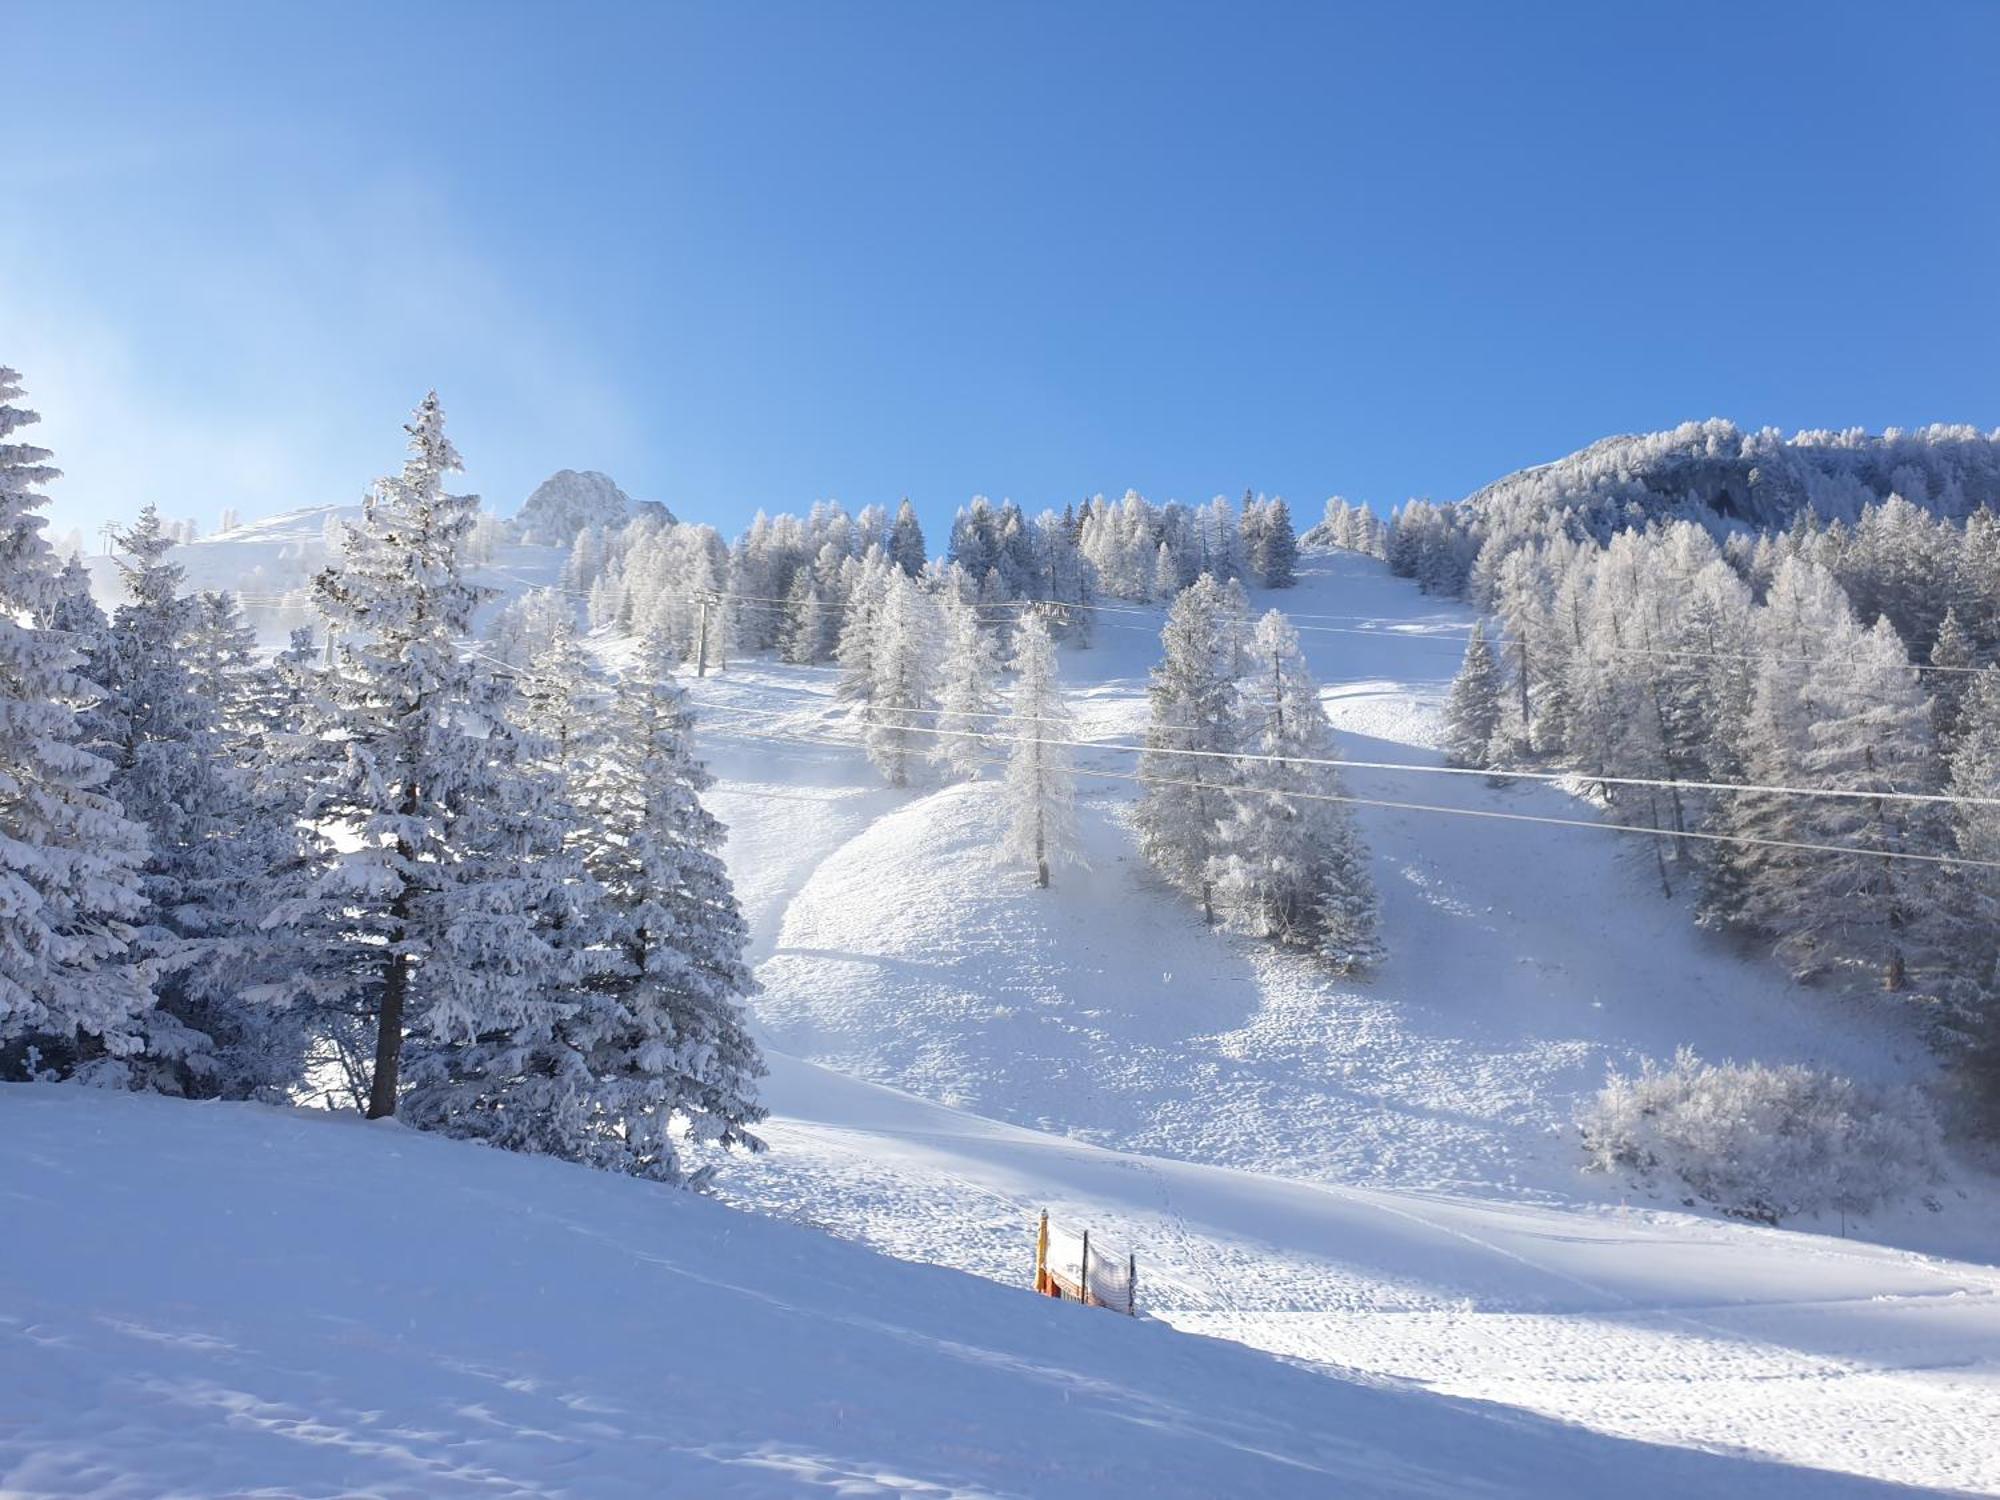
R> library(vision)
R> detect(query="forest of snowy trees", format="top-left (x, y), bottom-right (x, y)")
top-left (1378, 498), bottom-right (2000, 1122)
top-left (0, 373), bottom-right (765, 1187)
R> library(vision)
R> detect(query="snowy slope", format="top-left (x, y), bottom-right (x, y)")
top-left (679, 549), bottom-right (2000, 1493)
top-left (78, 503), bottom-right (572, 642)
top-left (3, 1085), bottom-right (1935, 1500)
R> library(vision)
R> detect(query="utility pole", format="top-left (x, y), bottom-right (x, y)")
top-left (99, 522), bottom-right (118, 556)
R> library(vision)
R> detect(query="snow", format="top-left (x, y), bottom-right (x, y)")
top-left (13, 540), bottom-right (2000, 1493)
top-left (685, 549), bottom-right (2000, 1492)
top-left (4, 1085), bottom-right (1933, 1499)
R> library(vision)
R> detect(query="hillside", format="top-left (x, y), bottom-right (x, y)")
top-left (4, 1085), bottom-right (1939, 1500)
top-left (681, 548), bottom-right (2000, 1493)
top-left (25, 517), bottom-right (2000, 1494)
top-left (1455, 419), bottom-right (2000, 539)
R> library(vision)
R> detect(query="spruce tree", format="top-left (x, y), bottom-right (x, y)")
top-left (569, 633), bottom-right (767, 1180)
top-left (0, 368), bottom-right (152, 1077)
top-left (1442, 621), bottom-right (1502, 768)
top-left (269, 394), bottom-right (570, 1119)
top-left (1003, 610), bottom-right (1082, 887)
top-left (91, 510), bottom-right (299, 1096)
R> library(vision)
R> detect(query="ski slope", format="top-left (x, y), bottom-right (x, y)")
top-left (32, 531), bottom-right (2000, 1491)
top-left (686, 549), bottom-right (2000, 1494)
top-left (7, 1086), bottom-right (1940, 1500)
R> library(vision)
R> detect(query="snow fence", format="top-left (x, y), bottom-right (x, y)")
top-left (1035, 1211), bottom-right (1137, 1315)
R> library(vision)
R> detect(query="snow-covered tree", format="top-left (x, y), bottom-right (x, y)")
top-left (1209, 611), bottom-right (1381, 965)
top-left (1244, 496), bottom-right (1298, 587)
top-left (1442, 622), bottom-right (1502, 768)
top-left (932, 592), bottom-right (1000, 780)
top-left (1137, 575), bottom-right (1243, 922)
top-left (80, 508), bottom-right (298, 1096)
top-left (1927, 606), bottom-right (1975, 748)
top-left (864, 571), bottom-right (943, 787)
top-left (1003, 610), bottom-right (1082, 887)
top-left (0, 369), bottom-right (152, 1078)
top-left (566, 632), bottom-right (766, 1180)
top-left (1709, 560), bottom-right (1940, 990)
top-left (889, 498), bottom-right (927, 577)
top-left (270, 394), bottom-right (572, 1119)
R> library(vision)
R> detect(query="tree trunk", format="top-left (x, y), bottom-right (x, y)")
top-left (367, 949), bottom-right (408, 1119)
top-left (366, 863), bottom-right (415, 1120)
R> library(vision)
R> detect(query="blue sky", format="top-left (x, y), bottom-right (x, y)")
top-left (8, 1), bottom-right (1998, 544)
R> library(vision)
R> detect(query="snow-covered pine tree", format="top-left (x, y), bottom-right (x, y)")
top-left (932, 591), bottom-right (1000, 780)
top-left (270, 394), bottom-right (571, 1119)
top-left (1315, 818), bottom-right (1385, 974)
top-left (890, 498), bottom-right (927, 577)
top-left (38, 550), bottom-right (106, 643)
top-left (1719, 559), bottom-right (1940, 990)
top-left (1248, 497), bottom-right (1297, 587)
top-left (1209, 610), bottom-right (1380, 963)
top-left (781, 567), bottom-right (825, 664)
top-left (835, 551), bottom-right (890, 704)
top-left (1003, 609), bottom-right (1082, 887)
top-left (1137, 574), bottom-right (1243, 923)
top-left (864, 571), bottom-right (942, 787)
top-left (566, 632), bottom-right (766, 1181)
top-left (395, 657), bottom-right (595, 1147)
top-left (1928, 607), bottom-right (1975, 749)
top-left (1773, 617), bottom-right (1941, 992)
top-left (85, 507), bottom-right (297, 1095)
top-left (1941, 668), bottom-right (2000, 999)
top-left (1442, 621), bottom-right (1502, 768)
top-left (0, 369), bottom-right (152, 1079)
top-left (1942, 668), bottom-right (2000, 1126)
top-left (183, 590), bottom-right (263, 746)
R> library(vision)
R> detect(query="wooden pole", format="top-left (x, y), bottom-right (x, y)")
top-left (1035, 1210), bottom-right (1049, 1295)
top-left (1079, 1229), bottom-right (1091, 1308)
top-left (695, 593), bottom-right (710, 678)
top-left (1128, 1252), bottom-right (1137, 1316)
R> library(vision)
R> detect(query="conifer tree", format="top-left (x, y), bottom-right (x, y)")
top-left (1137, 575), bottom-right (1242, 922)
top-left (1928, 606), bottom-right (1976, 749)
top-left (86, 507), bottom-right (270, 1093)
top-left (567, 633), bottom-right (766, 1180)
top-left (932, 592), bottom-right (1000, 780)
top-left (889, 498), bottom-right (927, 577)
top-left (864, 571), bottom-right (942, 787)
top-left (269, 394), bottom-right (570, 1119)
top-left (1209, 611), bottom-right (1379, 962)
top-left (1004, 610), bottom-right (1082, 887)
top-left (1442, 622), bottom-right (1502, 768)
top-left (0, 369), bottom-right (152, 1077)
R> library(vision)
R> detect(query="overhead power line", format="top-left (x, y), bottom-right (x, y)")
top-left (685, 705), bottom-right (2000, 872)
top-left (690, 696), bottom-right (2000, 810)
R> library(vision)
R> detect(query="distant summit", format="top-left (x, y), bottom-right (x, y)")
top-left (517, 469), bottom-right (662, 545)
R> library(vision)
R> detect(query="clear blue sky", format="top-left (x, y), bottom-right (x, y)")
top-left (8, 0), bottom-right (1998, 544)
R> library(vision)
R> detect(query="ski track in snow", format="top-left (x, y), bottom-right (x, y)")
top-left (694, 551), bottom-right (2000, 1495)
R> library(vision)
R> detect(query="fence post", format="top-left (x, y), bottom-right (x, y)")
top-left (1035, 1210), bottom-right (1049, 1295)
top-left (1128, 1252), bottom-right (1137, 1316)
top-left (1079, 1229), bottom-right (1091, 1308)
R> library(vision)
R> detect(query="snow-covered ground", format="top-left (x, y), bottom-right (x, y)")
top-left (686, 550), bottom-right (2000, 1494)
top-left (15, 541), bottom-right (1999, 1494)
top-left (8, 1085), bottom-right (1957, 1499)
